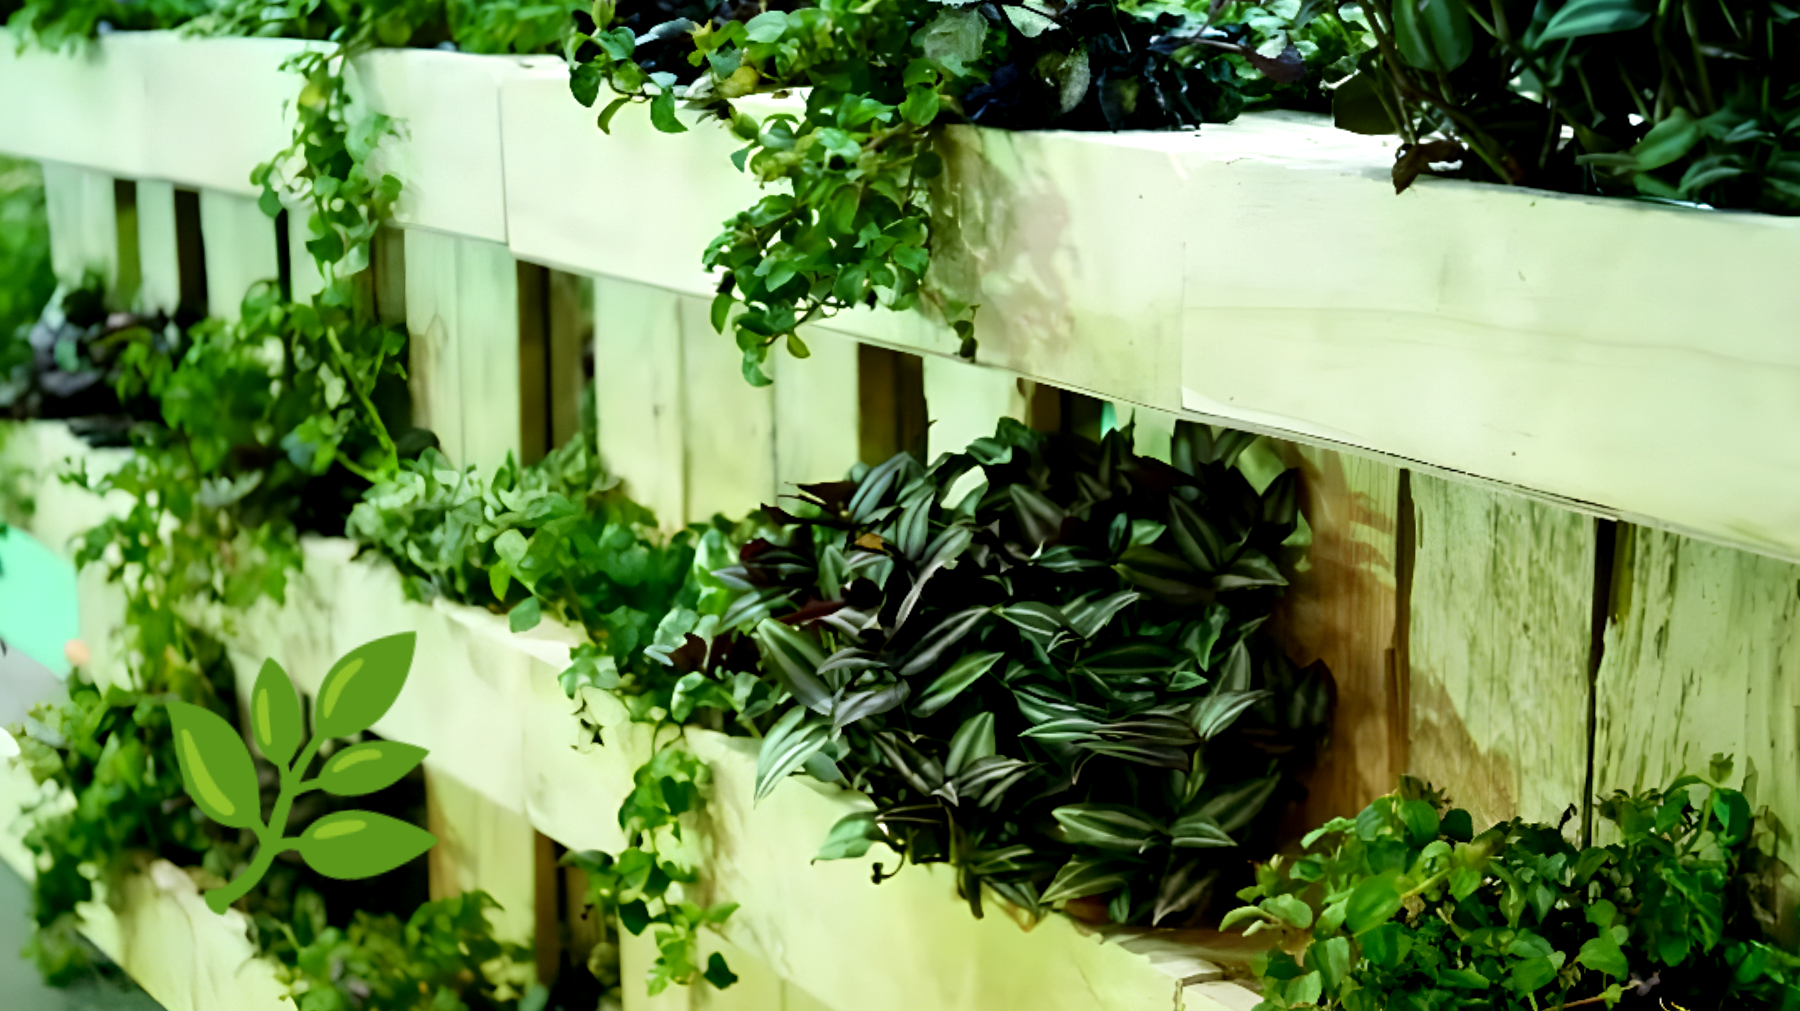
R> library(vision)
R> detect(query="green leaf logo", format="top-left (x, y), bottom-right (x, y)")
top-left (167, 701), bottom-right (262, 830)
top-left (169, 633), bottom-right (436, 915)
top-left (315, 632), bottom-right (416, 738)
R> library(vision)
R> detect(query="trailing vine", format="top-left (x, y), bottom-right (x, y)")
top-left (565, 1), bottom-right (1367, 384)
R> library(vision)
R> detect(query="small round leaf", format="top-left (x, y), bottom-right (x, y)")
top-left (297, 811), bottom-right (437, 880)
top-left (167, 700), bottom-right (263, 830)
top-left (251, 658), bottom-right (304, 768)
top-left (316, 741), bottom-right (428, 797)
top-left (314, 633), bottom-right (416, 739)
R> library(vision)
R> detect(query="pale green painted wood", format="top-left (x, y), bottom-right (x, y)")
top-left (592, 275), bottom-right (687, 530)
top-left (1406, 474), bottom-right (1597, 830)
top-left (133, 180), bottom-right (180, 315)
top-left (40, 161), bottom-right (118, 293)
top-left (774, 327), bottom-right (862, 493)
top-left (284, 202), bottom-right (326, 304)
top-left (1113, 403), bottom-right (1176, 463)
top-left (921, 356), bottom-right (1028, 462)
top-left (679, 295), bottom-right (775, 524)
top-left (1592, 527), bottom-right (1800, 912)
top-left (403, 229), bottom-right (522, 475)
top-left (198, 190), bottom-right (278, 322)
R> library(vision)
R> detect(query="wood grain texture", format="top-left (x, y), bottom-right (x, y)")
top-left (593, 275), bottom-right (687, 529)
top-left (1406, 474), bottom-right (1597, 829)
top-left (426, 767), bottom-right (537, 947)
top-left (1267, 443), bottom-right (1404, 825)
top-left (774, 326), bottom-right (862, 493)
top-left (1592, 525), bottom-right (1800, 933)
top-left (40, 161), bottom-right (119, 292)
top-left (921, 356), bottom-right (1029, 461)
top-left (679, 294), bottom-right (776, 524)
top-left (404, 229), bottom-right (522, 473)
top-left (198, 189), bottom-right (279, 321)
top-left (134, 180), bottom-right (181, 314)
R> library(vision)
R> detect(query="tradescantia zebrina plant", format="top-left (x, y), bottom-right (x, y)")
top-left (1230, 761), bottom-right (1800, 1010)
top-left (563, 1), bottom-right (1371, 385)
top-left (702, 418), bottom-right (1331, 926)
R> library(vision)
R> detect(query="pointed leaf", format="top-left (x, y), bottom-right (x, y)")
top-left (914, 651), bottom-right (1003, 717)
top-left (168, 701), bottom-right (263, 830)
top-left (316, 741), bottom-right (428, 797)
top-left (945, 712), bottom-right (996, 776)
top-left (831, 681), bottom-right (910, 734)
top-left (297, 811), bottom-right (437, 879)
top-left (1169, 812), bottom-right (1237, 849)
top-left (1040, 857), bottom-right (1134, 905)
top-left (755, 708), bottom-right (830, 802)
top-left (896, 607), bottom-right (991, 677)
top-left (754, 619), bottom-right (832, 713)
top-left (314, 633), bottom-right (417, 739)
top-left (1188, 689), bottom-right (1272, 740)
top-left (250, 658), bottom-right (304, 768)
top-left (1052, 804), bottom-right (1165, 851)
top-left (816, 812), bottom-right (880, 861)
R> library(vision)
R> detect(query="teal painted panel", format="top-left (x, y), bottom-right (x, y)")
top-left (0, 526), bottom-right (79, 677)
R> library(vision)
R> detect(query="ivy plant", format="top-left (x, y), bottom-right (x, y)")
top-left (1230, 760), bottom-right (1800, 1010)
top-left (563, 745), bottom-right (741, 996)
top-left (688, 418), bottom-right (1330, 926)
top-left (564, 1), bottom-right (1365, 384)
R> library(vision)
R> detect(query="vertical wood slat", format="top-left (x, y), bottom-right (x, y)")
top-left (1591, 525), bottom-right (1800, 939)
top-left (40, 161), bottom-right (120, 294)
top-left (680, 295), bottom-right (775, 524)
top-left (921, 357), bottom-right (1030, 461)
top-left (548, 270), bottom-right (591, 451)
top-left (134, 180), bottom-right (181, 316)
top-left (1266, 443), bottom-right (1405, 825)
top-left (198, 190), bottom-right (279, 322)
top-left (1405, 475), bottom-right (1597, 830)
top-left (774, 327), bottom-right (861, 494)
top-left (593, 275), bottom-right (686, 529)
top-left (424, 767), bottom-right (537, 948)
top-left (404, 229), bottom-right (522, 474)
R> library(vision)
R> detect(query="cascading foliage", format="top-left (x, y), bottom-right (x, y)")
top-left (691, 419), bottom-right (1332, 925)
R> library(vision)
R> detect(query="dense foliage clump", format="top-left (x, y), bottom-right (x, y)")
top-left (1233, 760), bottom-right (1800, 1010)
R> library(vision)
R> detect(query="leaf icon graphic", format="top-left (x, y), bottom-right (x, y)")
top-left (167, 701), bottom-right (262, 830)
top-left (251, 658), bottom-right (304, 768)
top-left (314, 632), bottom-right (416, 738)
top-left (297, 811), bottom-right (437, 879)
top-left (316, 741), bottom-right (427, 797)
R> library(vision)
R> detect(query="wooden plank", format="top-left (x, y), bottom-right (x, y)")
top-left (593, 275), bottom-right (686, 529)
top-left (198, 189), bottom-right (279, 322)
top-left (1405, 474), bottom-right (1598, 829)
top-left (1113, 403), bottom-right (1176, 463)
top-left (425, 767), bottom-right (537, 948)
top-left (284, 206), bottom-right (327, 305)
top-left (1265, 443), bottom-right (1405, 826)
top-left (40, 161), bottom-right (119, 294)
top-left (921, 356), bottom-right (1029, 462)
top-left (679, 295), bottom-right (775, 524)
top-left (404, 229), bottom-right (522, 472)
top-left (774, 327), bottom-right (862, 494)
top-left (135, 180), bottom-right (181, 315)
top-left (1591, 525), bottom-right (1800, 937)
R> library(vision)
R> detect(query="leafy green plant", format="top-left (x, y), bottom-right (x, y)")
top-left (564, 744), bottom-right (740, 996)
top-left (168, 633), bottom-right (436, 913)
top-left (688, 418), bottom-right (1329, 926)
top-left (0, 156), bottom-right (54, 386)
top-left (1339, 0), bottom-right (1800, 208)
top-left (1231, 760), bottom-right (1800, 1010)
top-left (565, 1), bottom-right (1365, 384)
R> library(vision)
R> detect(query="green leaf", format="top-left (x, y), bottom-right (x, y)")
top-left (1263, 893), bottom-right (1314, 928)
top-left (1052, 804), bottom-right (1164, 851)
top-left (1040, 856), bottom-right (1134, 905)
top-left (912, 8), bottom-right (988, 76)
top-left (297, 811), bottom-right (437, 879)
top-left (754, 708), bottom-right (830, 802)
top-left (745, 10), bottom-right (791, 42)
top-left (596, 95), bottom-right (632, 134)
top-left (1578, 930), bottom-right (1629, 978)
top-left (316, 741), bottom-right (428, 797)
top-left (167, 701), bottom-right (263, 830)
top-left (1630, 109), bottom-right (1701, 171)
top-left (1345, 873), bottom-right (1403, 933)
top-left (1536, 0), bottom-right (1654, 43)
top-left (1393, 0), bottom-right (1474, 71)
top-left (314, 633), bottom-right (417, 739)
top-left (569, 61), bottom-right (603, 107)
top-left (1398, 798), bottom-right (1441, 844)
top-left (510, 596), bottom-right (543, 633)
top-left (250, 658), bottom-right (304, 769)
top-left (754, 619), bottom-right (832, 713)
top-left (650, 88), bottom-right (688, 134)
top-left (1188, 689), bottom-right (1270, 741)
top-left (1305, 935), bottom-right (1351, 993)
top-left (914, 651), bottom-right (1003, 718)
top-left (816, 812), bottom-right (879, 861)
top-left (945, 712), bottom-right (996, 776)
top-left (703, 951), bottom-right (738, 990)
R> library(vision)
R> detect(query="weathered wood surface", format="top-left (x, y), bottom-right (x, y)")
top-left (1267, 443), bottom-right (1405, 826)
top-left (426, 767), bottom-right (538, 948)
top-left (593, 275), bottom-right (687, 529)
top-left (40, 162), bottom-right (119, 294)
top-left (774, 326), bottom-right (862, 494)
top-left (403, 229), bottom-right (521, 474)
top-left (134, 179), bottom-right (181, 315)
top-left (679, 294), bottom-right (776, 524)
top-left (1592, 525), bottom-right (1800, 927)
top-left (1405, 474), bottom-right (1598, 830)
top-left (198, 190), bottom-right (279, 322)
top-left (921, 355), bottom-right (1029, 461)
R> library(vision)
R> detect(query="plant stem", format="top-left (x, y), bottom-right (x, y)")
top-left (205, 737), bottom-right (321, 914)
